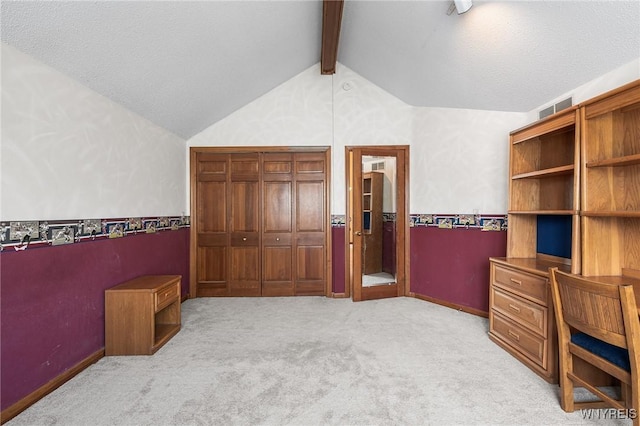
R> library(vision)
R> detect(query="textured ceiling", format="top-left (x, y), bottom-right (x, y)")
top-left (1, 1), bottom-right (323, 139)
top-left (339, 0), bottom-right (640, 113)
top-left (2, 1), bottom-right (639, 140)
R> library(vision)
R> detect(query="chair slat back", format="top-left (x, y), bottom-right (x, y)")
top-left (552, 269), bottom-right (628, 349)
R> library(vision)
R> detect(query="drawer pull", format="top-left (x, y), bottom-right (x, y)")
top-left (510, 278), bottom-right (522, 286)
top-left (243, 237), bottom-right (247, 241)
top-left (508, 304), bottom-right (521, 313)
top-left (276, 237), bottom-right (280, 241)
top-left (508, 330), bottom-right (520, 341)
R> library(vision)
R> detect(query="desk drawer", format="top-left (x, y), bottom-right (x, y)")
top-left (490, 311), bottom-right (547, 368)
top-left (492, 287), bottom-right (547, 337)
top-left (155, 282), bottom-right (179, 312)
top-left (493, 263), bottom-right (547, 305)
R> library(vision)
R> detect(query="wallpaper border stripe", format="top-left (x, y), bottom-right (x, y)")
top-left (330, 214), bottom-right (507, 231)
top-left (0, 216), bottom-right (190, 251)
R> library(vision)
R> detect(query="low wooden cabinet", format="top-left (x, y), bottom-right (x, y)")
top-left (489, 258), bottom-right (567, 383)
top-left (105, 275), bottom-right (181, 355)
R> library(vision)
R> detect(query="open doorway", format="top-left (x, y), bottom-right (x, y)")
top-left (345, 146), bottom-right (410, 301)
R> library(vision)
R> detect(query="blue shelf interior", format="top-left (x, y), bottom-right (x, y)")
top-left (537, 215), bottom-right (572, 259)
top-left (363, 212), bottom-right (371, 231)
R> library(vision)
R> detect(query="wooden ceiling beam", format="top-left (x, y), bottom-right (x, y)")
top-left (320, 0), bottom-right (344, 75)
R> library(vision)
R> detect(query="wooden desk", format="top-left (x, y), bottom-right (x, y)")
top-left (488, 257), bottom-right (567, 383)
top-left (105, 275), bottom-right (181, 355)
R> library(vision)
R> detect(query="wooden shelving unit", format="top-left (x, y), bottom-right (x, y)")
top-left (490, 79), bottom-right (640, 384)
top-left (581, 80), bottom-right (640, 277)
top-left (490, 106), bottom-right (581, 384)
top-left (506, 106), bottom-right (581, 271)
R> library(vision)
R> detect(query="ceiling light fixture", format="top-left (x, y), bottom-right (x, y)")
top-left (447, 0), bottom-right (472, 15)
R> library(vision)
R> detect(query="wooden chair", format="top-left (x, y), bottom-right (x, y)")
top-left (550, 267), bottom-right (640, 424)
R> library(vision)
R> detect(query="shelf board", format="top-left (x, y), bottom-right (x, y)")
top-left (153, 324), bottom-right (180, 353)
top-left (586, 153), bottom-right (640, 168)
top-left (582, 211), bottom-right (640, 218)
top-left (508, 210), bottom-right (578, 215)
top-left (511, 165), bottom-right (574, 180)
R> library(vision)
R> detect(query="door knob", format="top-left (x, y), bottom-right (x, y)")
top-left (355, 231), bottom-right (362, 236)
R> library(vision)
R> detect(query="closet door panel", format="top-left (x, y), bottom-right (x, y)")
top-left (231, 155), bottom-right (260, 175)
top-left (296, 245), bottom-right (325, 295)
top-left (197, 181), bottom-right (227, 232)
top-left (230, 182), bottom-right (259, 232)
top-left (293, 152), bottom-right (326, 295)
top-left (262, 153), bottom-right (294, 296)
top-left (295, 156), bottom-right (325, 174)
top-left (263, 246), bottom-right (294, 296)
top-left (264, 182), bottom-right (292, 233)
top-left (228, 154), bottom-right (260, 296)
top-left (197, 154), bottom-right (227, 180)
top-left (195, 153), bottom-right (230, 296)
top-left (230, 246), bottom-right (260, 295)
top-left (196, 246), bottom-right (227, 296)
top-left (296, 181), bottom-right (325, 232)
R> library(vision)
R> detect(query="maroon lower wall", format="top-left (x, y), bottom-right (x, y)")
top-left (382, 222), bottom-right (396, 275)
top-left (410, 226), bottom-right (506, 312)
top-left (330, 226), bottom-right (507, 312)
top-left (3, 224), bottom-right (504, 412)
top-left (0, 228), bottom-right (189, 411)
top-left (331, 227), bottom-right (346, 294)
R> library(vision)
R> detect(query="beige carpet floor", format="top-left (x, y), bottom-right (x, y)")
top-left (8, 296), bottom-right (632, 425)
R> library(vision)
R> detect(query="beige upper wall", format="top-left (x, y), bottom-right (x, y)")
top-left (4, 40), bottom-right (636, 221)
top-left (187, 59), bottom-right (640, 216)
top-left (1, 43), bottom-right (186, 221)
top-left (187, 63), bottom-right (525, 215)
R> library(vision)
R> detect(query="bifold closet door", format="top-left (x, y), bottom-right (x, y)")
top-left (195, 153), bottom-right (260, 297)
top-left (262, 153), bottom-right (295, 296)
top-left (229, 154), bottom-right (260, 296)
top-left (194, 149), bottom-right (327, 297)
top-left (194, 153), bottom-right (229, 297)
top-left (262, 152), bottom-right (326, 296)
top-left (293, 153), bottom-right (326, 295)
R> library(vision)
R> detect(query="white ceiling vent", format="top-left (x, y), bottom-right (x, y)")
top-left (539, 97), bottom-right (573, 120)
top-left (371, 162), bottom-right (385, 171)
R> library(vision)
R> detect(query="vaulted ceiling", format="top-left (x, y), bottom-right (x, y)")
top-left (2, 1), bottom-right (639, 139)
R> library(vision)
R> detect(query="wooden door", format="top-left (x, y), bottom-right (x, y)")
top-left (193, 153), bottom-right (230, 296)
top-left (346, 146), bottom-right (409, 301)
top-left (229, 154), bottom-right (261, 296)
top-left (192, 153), bottom-right (260, 296)
top-left (262, 153), bottom-right (295, 296)
top-left (294, 153), bottom-right (327, 295)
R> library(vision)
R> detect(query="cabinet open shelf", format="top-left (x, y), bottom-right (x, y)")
top-left (582, 211), bottom-right (640, 217)
top-left (509, 210), bottom-right (578, 215)
top-left (586, 153), bottom-right (640, 168)
top-left (153, 323), bottom-right (181, 350)
top-left (511, 165), bottom-right (574, 180)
